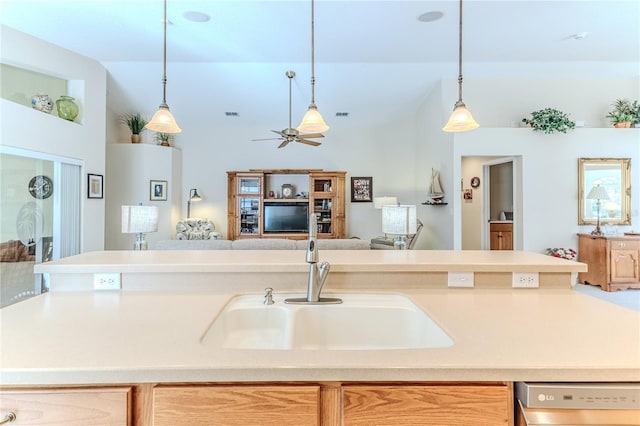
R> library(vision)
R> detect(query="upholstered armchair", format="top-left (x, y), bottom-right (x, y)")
top-left (175, 218), bottom-right (221, 240)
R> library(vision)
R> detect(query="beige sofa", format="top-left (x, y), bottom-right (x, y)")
top-left (154, 238), bottom-right (371, 250)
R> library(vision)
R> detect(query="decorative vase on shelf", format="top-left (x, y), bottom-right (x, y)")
top-left (31, 93), bottom-right (54, 114)
top-left (55, 95), bottom-right (79, 121)
top-left (131, 134), bottom-right (141, 143)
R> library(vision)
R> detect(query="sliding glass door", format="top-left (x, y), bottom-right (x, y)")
top-left (0, 147), bottom-right (80, 307)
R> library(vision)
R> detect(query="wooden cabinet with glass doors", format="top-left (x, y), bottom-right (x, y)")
top-left (227, 170), bottom-right (345, 240)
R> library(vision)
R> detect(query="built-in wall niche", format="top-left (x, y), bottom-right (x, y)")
top-left (0, 63), bottom-right (84, 124)
top-left (264, 173), bottom-right (309, 199)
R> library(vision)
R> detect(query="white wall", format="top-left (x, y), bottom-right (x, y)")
top-left (453, 128), bottom-right (639, 253)
top-left (105, 144), bottom-right (182, 250)
top-left (0, 25), bottom-right (107, 252)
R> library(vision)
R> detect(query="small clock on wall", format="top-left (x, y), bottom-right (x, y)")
top-left (281, 184), bottom-right (294, 199)
top-left (28, 175), bottom-right (53, 199)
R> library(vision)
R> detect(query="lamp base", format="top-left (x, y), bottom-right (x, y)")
top-left (133, 233), bottom-right (148, 251)
top-left (590, 228), bottom-right (604, 236)
top-left (394, 235), bottom-right (407, 250)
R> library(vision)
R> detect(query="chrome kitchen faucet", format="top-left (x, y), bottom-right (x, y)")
top-left (285, 214), bottom-right (342, 305)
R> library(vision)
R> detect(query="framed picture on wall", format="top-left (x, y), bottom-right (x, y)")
top-left (351, 177), bottom-right (373, 202)
top-left (150, 180), bottom-right (167, 201)
top-left (87, 174), bottom-right (103, 199)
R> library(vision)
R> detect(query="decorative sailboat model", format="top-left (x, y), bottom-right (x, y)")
top-left (425, 169), bottom-right (446, 204)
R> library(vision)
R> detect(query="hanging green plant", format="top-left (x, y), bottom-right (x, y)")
top-left (522, 108), bottom-right (576, 134)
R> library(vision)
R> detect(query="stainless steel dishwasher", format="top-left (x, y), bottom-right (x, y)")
top-left (515, 382), bottom-right (640, 425)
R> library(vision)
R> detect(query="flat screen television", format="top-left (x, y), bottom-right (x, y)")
top-left (264, 202), bottom-right (309, 233)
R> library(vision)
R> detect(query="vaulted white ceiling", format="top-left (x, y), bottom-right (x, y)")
top-left (2, 0), bottom-right (639, 127)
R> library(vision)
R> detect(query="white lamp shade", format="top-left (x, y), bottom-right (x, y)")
top-left (382, 204), bottom-right (417, 235)
top-left (586, 185), bottom-right (609, 201)
top-left (145, 106), bottom-right (182, 133)
top-left (297, 105), bottom-right (329, 133)
top-left (122, 205), bottom-right (159, 233)
top-left (442, 104), bottom-right (479, 132)
top-left (374, 196), bottom-right (398, 209)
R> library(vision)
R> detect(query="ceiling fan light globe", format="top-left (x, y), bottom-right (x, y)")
top-left (297, 105), bottom-right (329, 134)
top-left (145, 105), bottom-right (182, 133)
top-left (442, 103), bottom-right (478, 132)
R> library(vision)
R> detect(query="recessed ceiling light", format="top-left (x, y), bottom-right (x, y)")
top-left (225, 112), bottom-right (239, 117)
top-left (183, 11), bottom-right (211, 22)
top-left (336, 112), bottom-right (349, 117)
top-left (418, 11), bottom-right (444, 23)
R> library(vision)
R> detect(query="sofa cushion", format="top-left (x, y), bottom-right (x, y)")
top-left (295, 239), bottom-right (371, 250)
top-left (155, 240), bottom-right (232, 250)
top-left (231, 239), bottom-right (297, 250)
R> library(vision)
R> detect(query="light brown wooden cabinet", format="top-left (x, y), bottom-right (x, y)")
top-left (153, 384), bottom-right (321, 426)
top-left (490, 222), bottom-right (513, 250)
top-left (0, 386), bottom-right (132, 425)
top-left (2, 382), bottom-right (513, 426)
top-left (577, 233), bottom-right (640, 291)
top-left (227, 169), bottom-right (346, 240)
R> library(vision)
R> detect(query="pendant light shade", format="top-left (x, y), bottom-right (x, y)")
top-left (147, 104), bottom-right (181, 133)
top-left (443, 101), bottom-right (478, 132)
top-left (145, 0), bottom-right (181, 134)
top-left (297, 0), bottom-right (329, 134)
top-left (298, 104), bottom-right (329, 133)
top-left (442, 0), bottom-right (478, 133)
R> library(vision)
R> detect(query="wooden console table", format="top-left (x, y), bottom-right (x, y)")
top-left (577, 233), bottom-right (640, 292)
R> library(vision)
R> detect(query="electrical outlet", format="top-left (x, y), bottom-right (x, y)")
top-left (448, 271), bottom-right (474, 288)
top-left (94, 273), bottom-right (121, 290)
top-left (512, 272), bottom-right (539, 288)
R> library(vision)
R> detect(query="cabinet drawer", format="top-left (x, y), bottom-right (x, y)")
top-left (343, 384), bottom-right (511, 425)
top-left (153, 385), bottom-right (320, 426)
top-left (490, 223), bottom-right (513, 232)
top-left (609, 240), bottom-right (640, 250)
top-left (0, 387), bottom-right (132, 425)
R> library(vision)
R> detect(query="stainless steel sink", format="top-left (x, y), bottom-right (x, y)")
top-left (201, 293), bottom-right (453, 350)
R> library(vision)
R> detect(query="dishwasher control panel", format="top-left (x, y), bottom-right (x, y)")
top-left (516, 382), bottom-right (640, 410)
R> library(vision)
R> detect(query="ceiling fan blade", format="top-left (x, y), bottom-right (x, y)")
top-left (278, 139), bottom-right (290, 149)
top-left (271, 130), bottom-right (286, 137)
top-left (299, 132), bottom-right (324, 139)
top-left (298, 139), bottom-right (322, 147)
top-left (252, 137), bottom-right (283, 141)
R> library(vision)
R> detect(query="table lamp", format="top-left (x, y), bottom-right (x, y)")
top-left (373, 196), bottom-right (397, 209)
top-left (382, 204), bottom-right (417, 250)
top-left (586, 184), bottom-right (609, 236)
top-left (122, 205), bottom-right (159, 250)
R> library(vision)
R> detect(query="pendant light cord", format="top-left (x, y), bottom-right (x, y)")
top-left (310, 0), bottom-right (316, 106)
top-left (457, 0), bottom-right (463, 103)
top-left (161, 0), bottom-right (168, 106)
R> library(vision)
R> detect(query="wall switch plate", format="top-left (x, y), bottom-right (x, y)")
top-left (94, 273), bottom-right (121, 290)
top-left (448, 271), bottom-right (474, 288)
top-left (512, 272), bottom-right (539, 288)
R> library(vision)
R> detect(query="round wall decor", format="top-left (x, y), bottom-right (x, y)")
top-left (470, 177), bottom-right (481, 188)
top-left (28, 175), bottom-right (53, 199)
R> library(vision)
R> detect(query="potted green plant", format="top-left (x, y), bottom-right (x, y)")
top-left (631, 100), bottom-right (640, 128)
top-left (605, 99), bottom-right (634, 128)
top-left (121, 113), bottom-right (147, 143)
top-left (522, 108), bottom-right (576, 134)
top-left (155, 132), bottom-right (174, 147)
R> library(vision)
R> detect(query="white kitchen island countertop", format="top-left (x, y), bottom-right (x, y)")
top-left (1, 250), bottom-right (637, 386)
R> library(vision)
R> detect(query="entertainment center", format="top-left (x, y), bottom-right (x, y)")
top-left (227, 169), bottom-right (346, 240)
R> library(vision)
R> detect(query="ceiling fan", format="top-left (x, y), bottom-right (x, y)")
top-left (252, 70), bottom-right (324, 149)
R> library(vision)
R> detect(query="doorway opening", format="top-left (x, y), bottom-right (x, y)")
top-left (461, 156), bottom-right (522, 250)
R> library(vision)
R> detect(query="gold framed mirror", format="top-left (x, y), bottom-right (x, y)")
top-left (578, 158), bottom-right (631, 225)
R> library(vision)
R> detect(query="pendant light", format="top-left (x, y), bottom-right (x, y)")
top-left (442, 0), bottom-right (478, 132)
top-left (145, 0), bottom-right (182, 134)
top-left (297, 0), bottom-right (329, 134)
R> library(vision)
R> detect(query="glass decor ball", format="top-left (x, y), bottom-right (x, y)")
top-left (55, 95), bottom-right (79, 121)
top-left (31, 93), bottom-right (54, 113)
